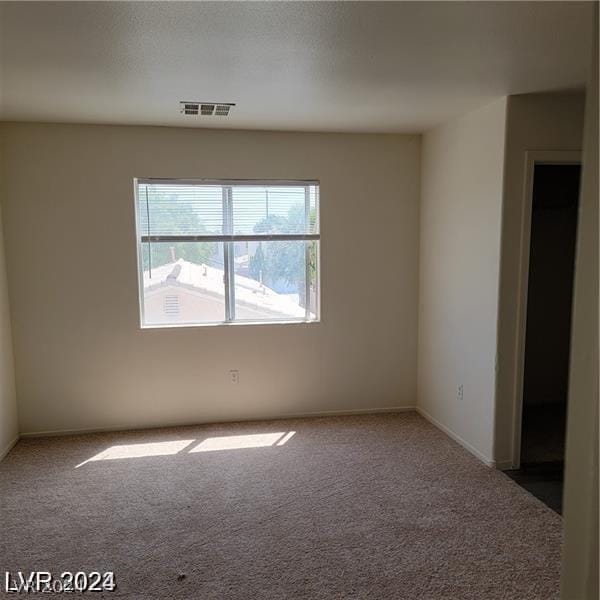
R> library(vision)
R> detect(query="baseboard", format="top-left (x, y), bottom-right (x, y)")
top-left (494, 459), bottom-right (515, 471)
top-left (415, 406), bottom-right (495, 467)
top-left (285, 405), bottom-right (416, 420)
top-left (0, 435), bottom-right (19, 461)
top-left (19, 405), bottom-right (417, 438)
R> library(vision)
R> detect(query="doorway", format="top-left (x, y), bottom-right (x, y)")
top-left (507, 160), bottom-right (581, 513)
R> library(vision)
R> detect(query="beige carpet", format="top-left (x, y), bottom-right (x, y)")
top-left (1, 412), bottom-right (562, 599)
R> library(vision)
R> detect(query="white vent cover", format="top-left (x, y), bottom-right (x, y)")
top-left (164, 295), bottom-right (180, 316)
top-left (180, 102), bottom-right (235, 117)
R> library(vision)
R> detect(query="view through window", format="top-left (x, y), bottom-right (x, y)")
top-left (135, 180), bottom-right (320, 326)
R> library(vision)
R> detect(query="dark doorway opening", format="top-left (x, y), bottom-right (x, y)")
top-left (507, 163), bottom-right (581, 514)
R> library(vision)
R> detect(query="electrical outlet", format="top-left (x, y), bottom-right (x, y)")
top-left (457, 384), bottom-right (464, 401)
top-left (229, 370), bottom-right (239, 385)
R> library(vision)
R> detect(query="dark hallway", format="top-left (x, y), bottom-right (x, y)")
top-left (507, 163), bottom-right (581, 513)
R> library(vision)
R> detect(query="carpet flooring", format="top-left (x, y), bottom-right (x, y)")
top-left (1, 413), bottom-right (562, 599)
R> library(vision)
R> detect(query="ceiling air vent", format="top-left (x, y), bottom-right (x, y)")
top-left (180, 102), bottom-right (235, 117)
top-left (182, 103), bottom-right (199, 115)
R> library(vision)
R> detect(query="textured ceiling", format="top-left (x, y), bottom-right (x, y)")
top-left (0, 1), bottom-right (593, 133)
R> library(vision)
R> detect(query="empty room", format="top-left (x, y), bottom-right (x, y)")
top-left (0, 2), bottom-right (598, 599)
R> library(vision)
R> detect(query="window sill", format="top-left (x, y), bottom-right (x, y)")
top-left (139, 319), bottom-right (320, 330)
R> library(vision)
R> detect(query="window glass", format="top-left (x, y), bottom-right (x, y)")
top-left (136, 181), bottom-right (320, 327)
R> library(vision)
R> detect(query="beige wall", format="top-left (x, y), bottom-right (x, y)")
top-left (417, 98), bottom-right (508, 464)
top-left (493, 92), bottom-right (586, 467)
top-left (0, 135), bottom-right (19, 457)
top-left (561, 12), bottom-right (599, 599)
top-left (0, 124), bottom-right (420, 434)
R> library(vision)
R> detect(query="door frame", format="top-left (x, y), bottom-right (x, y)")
top-left (509, 150), bottom-right (582, 470)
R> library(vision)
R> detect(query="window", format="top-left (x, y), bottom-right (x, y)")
top-left (135, 179), bottom-right (320, 327)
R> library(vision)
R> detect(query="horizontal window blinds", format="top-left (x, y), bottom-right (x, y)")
top-left (137, 181), bottom-right (319, 240)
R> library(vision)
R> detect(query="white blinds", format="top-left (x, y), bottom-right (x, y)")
top-left (137, 180), bottom-right (319, 240)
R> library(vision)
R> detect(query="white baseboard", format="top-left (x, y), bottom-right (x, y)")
top-left (19, 405), bottom-right (417, 438)
top-left (415, 406), bottom-right (495, 467)
top-left (0, 435), bottom-right (19, 461)
top-left (285, 405), bottom-right (416, 420)
top-left (494, 459), bottom-right (515, 471)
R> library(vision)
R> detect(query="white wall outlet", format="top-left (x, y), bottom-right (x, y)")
top-left (457, 384), bottom-right (464, 401)
top-left (229, 370), bottom-right (240, 385)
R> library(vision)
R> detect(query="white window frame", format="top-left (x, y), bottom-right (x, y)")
top-left (134, 178), bottom-right (321, 328)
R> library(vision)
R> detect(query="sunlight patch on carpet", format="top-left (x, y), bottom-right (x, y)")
top-left (189, 432), bottom-right (296, 452)
top-left (75, 439), bottom-right (195, 468)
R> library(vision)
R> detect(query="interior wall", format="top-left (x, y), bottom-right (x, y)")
top-left (493, 92), bottom-right (586, 467)
top-left (417, 98), bottom-right (508, 464)
top-left (0, 123), bottom-right (420, 435)
top-left (0, 134), bottom-right (19, 458)
top-left (561, 12), bottom-right (599, 599)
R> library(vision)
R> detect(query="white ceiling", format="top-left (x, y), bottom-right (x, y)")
top-left (0, 1), bottom-right (593, 133)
